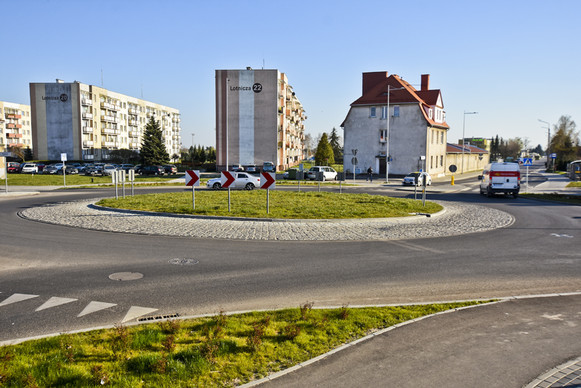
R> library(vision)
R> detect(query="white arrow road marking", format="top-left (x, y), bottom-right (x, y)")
top-left (35, 297), bottom-right (78, 312)
top-left (121, 306), bottom-right (158, 323)
top-left (0, 293), bottom-right (39, 308)
top-left (551, 233), bottom-right (574, 238)
top-left (77, 301), bottom-right (117, 317)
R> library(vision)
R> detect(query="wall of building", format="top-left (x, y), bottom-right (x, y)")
top-left (446, 152), bottom-right (490, 174)
top-left (343, 103), bottom-right (434, 176)
top-left (0, 101), bottom-right (33, 158)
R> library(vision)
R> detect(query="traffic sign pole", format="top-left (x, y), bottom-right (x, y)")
top-left (267, 188), bottom-right (270, 214)
top-left (185, 170), bottom-right (201, 210)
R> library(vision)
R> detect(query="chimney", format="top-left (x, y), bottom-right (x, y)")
top-left (362, 71), bottom-right (388, 95)
top-left (421, 74), bottom-right (430, 91)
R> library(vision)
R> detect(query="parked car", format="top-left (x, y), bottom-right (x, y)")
top-left (139, 165), bottom-right (166, 176)
top-left (19, 163), bottom-right (38, 173)
top-left (84, 165), bottom-right (103, 176)
top-left (206, 172), bottom-right (260, 190)
top-left (101, 164), bottom-right (117, 176)
top-left (478, 162), bottom-right (520, 198)
top-left (43, 164), bottom-right (60, 174)
top-left (306, 166), bottom-right (337, 181)
top-left (59, 165), bottom-right (79, 175)
top-left (120, 164), bottom-right (135, 172)
top-left (163, 165), bottom-right (178, 175)
top-left (36, 163), bottom-right (46, 172)
top-left (229, 164), bottom-right (245, 172)
top-left (7, 162), bottom-right (20, 173)
top-left (262, 161), bottom-right (276, 173)
top-left (402, 172), bottom-right (432, 186)
top-left (244, 165), bottom-right (258, 173)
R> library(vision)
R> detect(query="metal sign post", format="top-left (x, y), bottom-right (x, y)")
top-left (0, 152), bottom-right (10, 193)
top-left (112, 170), bottom-right (119, 199)
top-left (185, 170), bottom-right (200, 210)
top-left (129, 169), bottom-right (135, 196)
top-left (61, 153), bottom-right (67, 187)
top-left (260, 172), bottom-right (276, 214)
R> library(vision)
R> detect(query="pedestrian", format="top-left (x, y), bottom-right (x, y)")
top-left (367, 166), bottom-right (373, 182)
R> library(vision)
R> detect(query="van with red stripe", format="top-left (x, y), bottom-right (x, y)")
top-left (478, 162), bottom-right (521, 198)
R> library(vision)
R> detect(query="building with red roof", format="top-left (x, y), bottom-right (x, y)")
top-left (341, 71), bottom-right (449, 177)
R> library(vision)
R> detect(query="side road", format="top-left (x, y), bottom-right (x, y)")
top-left (254, 294), bottom-right (581, 388)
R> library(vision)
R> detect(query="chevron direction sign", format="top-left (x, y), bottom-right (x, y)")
top-left (260, 172), bottom-right (276, 189)
top-left (221, 171), bottom-right (235, 188)
top-left (185, 170), bottom-right (200, 186)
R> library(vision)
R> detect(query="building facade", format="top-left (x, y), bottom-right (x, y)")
top-left (215, 68), bottom-right (306, 171)
top-left (0, 101), bottom-right (33, 154)
top-left (446, 143), bottom-right (490, 174)
top-left (342, 72), bottom-right (449, 177)
top-left (30, 80), bottom-right (181, 161)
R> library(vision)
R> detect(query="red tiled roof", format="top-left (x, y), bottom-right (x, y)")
top-left (349, 73), bottom-right (449, 129)
top-left (447, 143), bottom-right (489, 154)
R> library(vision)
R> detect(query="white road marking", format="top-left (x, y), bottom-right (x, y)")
top-left (77, 301), bottom-right (117, 317)
top-left (0, 293), bottom-right (39, 307)
top-left (35, 297), bottom-right (78, 311)
top-left (121, 306), bottom-right (159, 323)
top-left (551, 233), bottom-right (573, 238)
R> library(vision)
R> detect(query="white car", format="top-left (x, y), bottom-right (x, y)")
top-left (207, 172), bottom-right (260, 190)
top-left (402, 172), bottom-right (432, 186)
top-left (20, 163), bottom-right (38, 173)
top-left (306, 166), bottom-right (337, 181)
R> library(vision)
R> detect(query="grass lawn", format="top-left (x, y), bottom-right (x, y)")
top-left (521, 193), bottom-right (581, 205)
top-left (97, 191), bottom-right (442, 219)
top-left (567, 181), bottom-right (581, 188)
top-left (0, 302), bottom-right (487, 387)
top-left (3, 173), bottom-right (183, 186)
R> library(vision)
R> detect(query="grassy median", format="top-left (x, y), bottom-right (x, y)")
top-left (97, 191), bottom-right (442, 219)
top-left (0, 302), bottom-right (487, 387)
top-left (3, 173), bottom-right (182, 186)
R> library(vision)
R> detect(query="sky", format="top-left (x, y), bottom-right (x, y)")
top-left (1, 0), bottom-right (580, 151)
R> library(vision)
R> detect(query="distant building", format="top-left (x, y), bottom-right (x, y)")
top-left (30, 80), bottom-right (181, 161)
top-left (446, 143), bottom-right (489, 173)
top-left (0, 101), bottom-right (33, 153)
top-left (215, 68), bottom-right (306, 171)
top-left (459, 137), bottom-right (491, 153)
top-left (342, 72), bottom-right (449, 177)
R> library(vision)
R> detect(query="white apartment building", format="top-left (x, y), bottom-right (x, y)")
top-left (30, 80), bottom-right (181, 161)
top-left (215, 68), bottom-right (306, 171)
top-left (0, 101), bottom-right (33, 153)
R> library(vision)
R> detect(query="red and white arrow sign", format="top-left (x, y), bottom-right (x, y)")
top-left (260, 172), bottom-right (276, 189)
top-left (221, 171), bottom-right (235, 188)
top-left (185, 170), bottom-right (200, 187)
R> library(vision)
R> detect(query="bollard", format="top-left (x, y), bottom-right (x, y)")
top-left (451, 175), bottom-right (455, 186)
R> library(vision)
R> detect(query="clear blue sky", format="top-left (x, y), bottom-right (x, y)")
top-left (2, 0), bottom-right (579, 151)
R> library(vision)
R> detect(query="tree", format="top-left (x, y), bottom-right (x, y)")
top-left (329, 127), bottom-right (343, 163)
top-left (303, 133), bottom-right (314, 157)
top-left (532, 144), bottom-right (544, 155)
top-left (550, 115), bottom-right (578, 170)
top-left (314, 133), bottom-right (334, 166)
top-left (140, 116), bottom-right (169, 165)
top-left (23, 147), bottom-right (33, 161)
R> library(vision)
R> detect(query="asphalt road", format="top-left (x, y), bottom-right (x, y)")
top-left (0, 168), bottom-right (579, 346)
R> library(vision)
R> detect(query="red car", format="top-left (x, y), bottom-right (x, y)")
top-left (7, 162), bottom-right (20, 173)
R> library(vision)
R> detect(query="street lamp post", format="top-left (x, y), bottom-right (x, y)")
top-left (461, 111), bottom-right (478, 174)
top-left (538, 119), bottom-right (551, 170)
top-left (385, 85), bottom-right (405, 183)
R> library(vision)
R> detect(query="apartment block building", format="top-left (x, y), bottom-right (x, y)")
top-left (0, 101), bottom-right (33, 153)
top-left (30, 80), bottom-right (181, 161)
top-left (215, 68), bottom-right (306, 171)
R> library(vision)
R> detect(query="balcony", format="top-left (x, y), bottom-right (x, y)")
top-left (129, 119), bottom-right (138, 126)
top-left (129, 142), bottom-right (139, 149)
top-left (128, 108), bottom-right (138, 115)
top-left (8, 142), bottom-right (25, 148)
top-left (7, 133), bottom-right (23, 138)
top-left (83, 154), bottom-right (95, 160)
top-left (101, 115), bottom-right (115, 122)
top-left (103, 141), bottom-right (118, 148)
top-left (129, 131), bottom-right (139, 137)
top-left (101, 128), bottom-right (117, 135)
top-left (82, 113), bottom-right (93, 120)
top-left (83, 140), bottom-right (94, 148)
top-left (5, 114), bottom-right (21, 119)
top-left (101, 102), bottom-right (115, 110)
top-left (82, 126), bottom-right (93, 134)
top-left (81, 98), bottom-right (93, 106)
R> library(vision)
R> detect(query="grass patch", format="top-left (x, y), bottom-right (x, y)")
top-left (96, 191), bottom-right (442, 219)
top-left (0, 302), bottom-right (488, 387)
top-left (3, 174), bottom-right (182, 186)
top-left (567, 181), bottom-right (581, 188)
top-left (521, 193), bottom-right (581, 205)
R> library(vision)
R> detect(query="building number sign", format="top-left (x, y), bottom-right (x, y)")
top-left (253, 83), bottom-right (262, 93)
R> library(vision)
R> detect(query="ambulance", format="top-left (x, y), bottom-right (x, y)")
top-left (478, 162), bottom-right (521, 198)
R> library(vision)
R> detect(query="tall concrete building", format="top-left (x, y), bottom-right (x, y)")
top-left (0, 101), bottom-right (33, 153)
top-left (30, 80), bottom-right (181, 161)
top-left (215, 68), bottom-right (306, 171)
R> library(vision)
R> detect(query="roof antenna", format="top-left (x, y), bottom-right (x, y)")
top-left (262, 58), bottom-right (265, 69)
top-left (100, 68), bottom-right (104, 87)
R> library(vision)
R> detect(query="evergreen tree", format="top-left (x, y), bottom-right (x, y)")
top-left (23, 147), bottom-right (33, 161)
top-left (315, 133), bottom-right (334, 165)
top-left (140, 116), bottom-right (169, 165)
top-left (199, 147), bottom-right (207, 164)
top-left (329, 127), bottom-right (343, 163)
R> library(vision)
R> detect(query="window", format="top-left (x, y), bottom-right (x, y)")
top-left (393, 106), bottom-right (400, 117)
top-left (440, 132), bottom-right (444, 144)
top-left (430, 156), bottom-right (433, 169)
top-left (381, 106), bottom-right (387, 119)
top-left (380, 129), bottom-right (387, 142)
top-left (440, 155), bottom-right (444, 167)
top-left (370, 107), bottom-right (376, 118)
